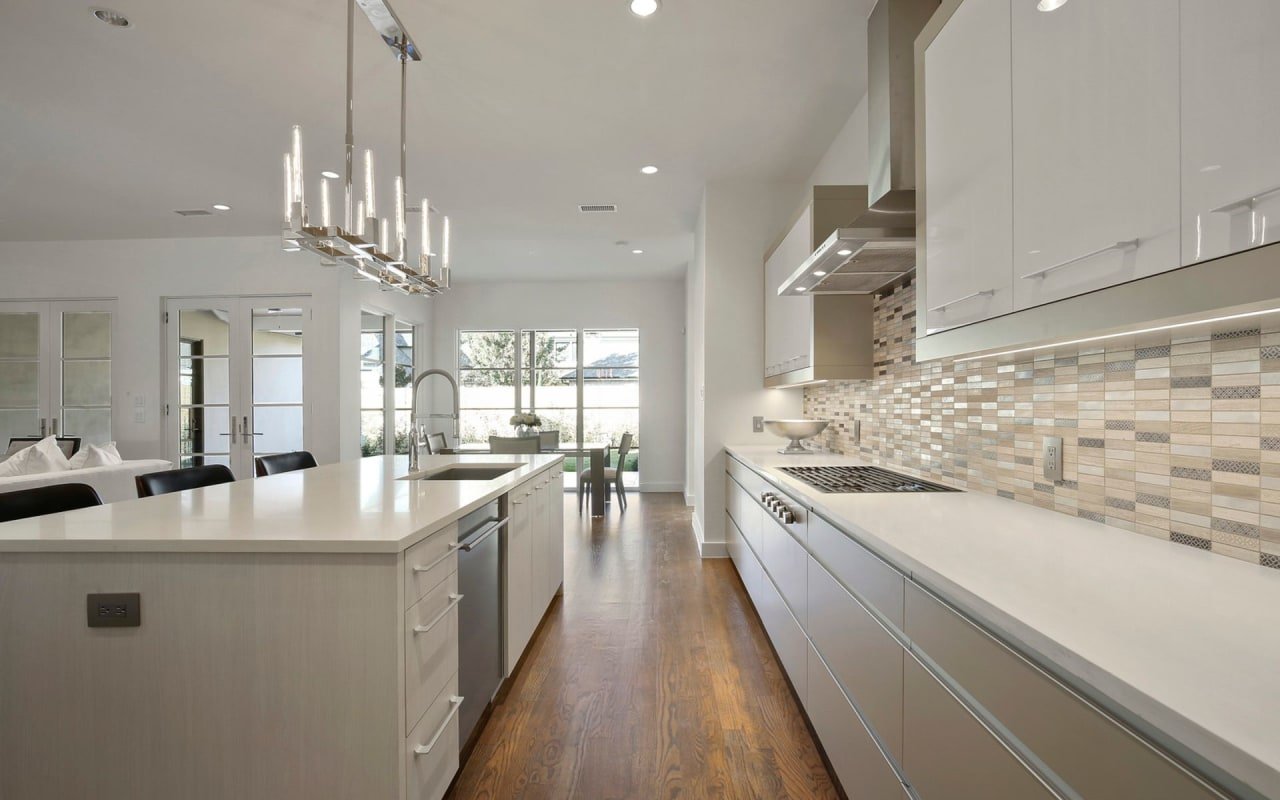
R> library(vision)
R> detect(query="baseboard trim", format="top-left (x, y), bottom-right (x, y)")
top-left (699, 540), bottom-right (728, 559)
top-left (639, 482), bottom-right (684, 493)
top-left (683, 491), bottom-right (695, 507)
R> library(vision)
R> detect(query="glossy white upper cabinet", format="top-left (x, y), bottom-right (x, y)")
top-left (764, 206), bottom-right (813, 379)
top-left (1181, 0), bottom-right (1280, 265)
top-left (1011, 0), bottom-right (1180, 311)
top-left (922, 0), bottom-right (1013, 335)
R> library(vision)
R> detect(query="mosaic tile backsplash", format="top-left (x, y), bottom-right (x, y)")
top-left (803, 277), bottom-right (1280, 570)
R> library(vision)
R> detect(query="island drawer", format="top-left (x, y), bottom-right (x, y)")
top-left (404, 521), bottom-right (460, 609)
top-left (904, 581), bottom-right (1224, 800)
top-left (405, 673), bottom-right (461, 800)
top-left (405, 571), bottom-right (460, 735)
top-left (903, 654), bottom-right (1058, 800)
top-left (808, 514), bottom-right (903, 629)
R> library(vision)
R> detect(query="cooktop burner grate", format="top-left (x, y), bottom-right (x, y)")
top-left (779, 465), bottom-right (960, 494)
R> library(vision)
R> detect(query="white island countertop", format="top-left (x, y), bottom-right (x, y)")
top-left (0, 454), bottom-right (562, 555)
top-left (726, 444), bottom-right (1280, 800)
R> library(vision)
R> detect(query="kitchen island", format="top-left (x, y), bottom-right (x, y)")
top-left (0, 453), bottom-right (566, 800)
top-left (724, 444), bottom-right (1280, 800)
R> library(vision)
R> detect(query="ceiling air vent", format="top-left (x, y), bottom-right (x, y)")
top-left (174, 209), bottom-right (213, 216)
top-left (578, 204), bottom-right (617, 213)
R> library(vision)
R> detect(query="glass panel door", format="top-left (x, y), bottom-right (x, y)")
top-left (172, 301), bottom-right (236, 471)
top-left (53, 302), bottom-right (114, 446)
top-left (248, 305), bottom-right (308, 465)
top-left (0, 303), bottom-right (48, 448)
top-left (360, 311), bottom-right (386, 456)
top-left (583, 329), bottom-right (640, 488)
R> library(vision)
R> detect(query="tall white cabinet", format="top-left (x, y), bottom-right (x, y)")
top-left (1011, 0), bottom-right (1180, 311)
top-left (921, 0), bottom-right (1013, 335)
top-left (1180, 0), bottom-right (1280, 265)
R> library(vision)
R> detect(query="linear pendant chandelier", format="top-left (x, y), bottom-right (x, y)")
top-left (281, 0), bottom-right (450, 295)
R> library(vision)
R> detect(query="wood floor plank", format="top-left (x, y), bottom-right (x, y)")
top-left (447, 493), bottom-right (839, 799)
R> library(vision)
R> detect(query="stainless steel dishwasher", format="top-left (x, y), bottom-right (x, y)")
top-left (455, 500), bottom-right (505, 750)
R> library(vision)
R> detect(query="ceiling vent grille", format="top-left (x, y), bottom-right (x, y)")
top-left (174, 209), bottom-right (213, 216)
top-left (578, 204), bottom-right (617, 213)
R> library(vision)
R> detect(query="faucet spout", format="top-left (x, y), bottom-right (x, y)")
top-left (408, 368), bottom-right (461, 472)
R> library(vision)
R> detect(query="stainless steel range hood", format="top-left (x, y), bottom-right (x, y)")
top-left (778, 0), bottom-right (937, 297)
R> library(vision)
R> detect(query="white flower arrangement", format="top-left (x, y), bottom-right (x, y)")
top-left (509, 413), bottom-right (542, 427)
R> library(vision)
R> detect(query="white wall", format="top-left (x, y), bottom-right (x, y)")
top-left (0, 236), bottom-right (434, 466)
top-left (428, 279), bottom-right (686, 492)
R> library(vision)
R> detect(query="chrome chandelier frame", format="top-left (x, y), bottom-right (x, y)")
top-left (281, 0), bottom-right (450, 295)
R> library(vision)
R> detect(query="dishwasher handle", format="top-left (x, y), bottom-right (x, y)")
top-left (460, 517), bottom-right (509, 552)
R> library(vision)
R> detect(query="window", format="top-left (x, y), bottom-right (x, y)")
top-left (457, 327), bottom-right (640, 488)
top-left (458, 330), bottom-right (517, 447)
top-left (360, 311), bottom-right (419, 457)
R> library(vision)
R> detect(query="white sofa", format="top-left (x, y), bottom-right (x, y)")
top-left (0, 460), bottom-right (173, 504)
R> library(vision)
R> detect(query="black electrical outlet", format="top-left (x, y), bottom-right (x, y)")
top-left (86, 593), bottom-right (141, 628)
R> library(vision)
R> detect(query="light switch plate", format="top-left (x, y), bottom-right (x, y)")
top-left (1043, 436), bottom-right (1063, 482)
top-left (753, 416), bottom-right (764, 433)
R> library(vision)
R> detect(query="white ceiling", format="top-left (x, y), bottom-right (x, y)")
top-left (0, 0), bottom-right (872, 281)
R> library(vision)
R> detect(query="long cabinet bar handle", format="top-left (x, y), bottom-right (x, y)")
top-left (1020, 239), bottom-right (1139, 281)
top-left (413, 696), bottom-right (464, 756)
top-left (928, 289), bottom-right (995, 313)
top-left (412, 593), bottom-right (463, 635)
top-left (411, 543), bottom-right (460, 574)
top-left (1210, 183), bottom-right (1280, 215)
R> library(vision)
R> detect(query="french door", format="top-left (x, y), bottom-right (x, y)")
top-left (165, 297), bottom-right (311, 478)
top-left (0, 299), bottom-right (115, 448)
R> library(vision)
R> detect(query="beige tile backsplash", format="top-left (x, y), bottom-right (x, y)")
top-left (803, 277), bottom-right (1280, 570)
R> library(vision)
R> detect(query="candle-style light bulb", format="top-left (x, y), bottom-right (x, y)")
top-left (355, 200), bottom-right (365, 236)
top-left (420, 198), bottom-right (431, 257)
top-left (283, 153), bottom-right (293, 225)
top-left (320, 178), bottom-right (331, 228)
top-left (290, 125), bottom-right (303, 205)
top-left (363, 149), bottom-right (376, 219)
top-left (393, 176), bottom-right (405, 262)
top-left (380, 217), bottom-right (389, 255)
top-left (442, 215), bottom-right (451, 271)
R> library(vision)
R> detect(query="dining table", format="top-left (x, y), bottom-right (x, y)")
top-left (454, 440), bottom-right (613, 517)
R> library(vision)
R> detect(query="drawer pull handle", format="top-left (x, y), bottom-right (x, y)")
top-left (1020, 239), bottom-right (1138, 280)
top-left (411, 543), bottom-right (460, 574)
top-left (413, 593), bottom-right (464, 635)
top-left (413, 695), bottom-right (464, 757)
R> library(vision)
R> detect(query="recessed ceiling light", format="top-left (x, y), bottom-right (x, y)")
top-left (91, 7), bottom-right (131, 27)
top-left (320, 170), bottom-right (340, 179)
top-left (632, 249), bottom-right (644, 254)
top-left (629, 0), bottom-right (659, 17)
top-left (814, 270), bottom-right (827, 277)
top-left (795, 286), bottom-right (808, 292)
top-left (212, 203), bottom-right (231, 211)
top-left (1200, 164), bottom-right (1221, 173)
top-left (1036, 0), bottom-right (1069, 11)
top-left (640, 165), bottom-right (659, 175)
top-left (837, 249), bottom-right (853, 256)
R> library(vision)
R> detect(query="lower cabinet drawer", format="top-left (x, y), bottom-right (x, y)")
top-left (807, 556), bottom-right (904, 762)
top-left (756, 567), bottom-right (808, 702)
top-left (730, 514), bottom-right (762, 602)
top-left (904, 582), bottom-right (1224, 800)
top-left (806, 641), bottom-right (909, 800)
top-left (726, 470), bottom-right (763, 556)
top-left (405, 674), bottom-right (462, 800)
top-left (807, 513), bottom-right (904, 629)
top-left (405, 571), bottom-right (461, 734)
top-left (903, 655), bottom-right (1057, 800)
top-left (404, 522), bottom-right (459, 609)
top-left (760, 510), bottom-right (807, 626)
top-left (728, 456), bottom-right (766, 501)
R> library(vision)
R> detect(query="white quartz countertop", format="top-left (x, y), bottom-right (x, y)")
top-left (0, 454), bottom-right (561, 555)
top-left (726, 444), bottom-right (1280, 800)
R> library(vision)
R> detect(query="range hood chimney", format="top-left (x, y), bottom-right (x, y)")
top-left (864, 0), bottom-right (937, 223)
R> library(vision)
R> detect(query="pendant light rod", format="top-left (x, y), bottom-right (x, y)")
top-left (400, 44), bottom-right (409, 268)
top-left (344, 0), bottom-right (355, 231)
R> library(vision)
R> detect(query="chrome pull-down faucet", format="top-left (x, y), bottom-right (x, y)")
top-left (408, 368), bottom-right (460, 473)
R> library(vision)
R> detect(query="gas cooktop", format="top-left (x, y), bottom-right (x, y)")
top-left (779, 465), bottom-right (960, 494)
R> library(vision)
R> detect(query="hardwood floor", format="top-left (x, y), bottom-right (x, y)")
top-left (448, 492), bottom-right (839, 799)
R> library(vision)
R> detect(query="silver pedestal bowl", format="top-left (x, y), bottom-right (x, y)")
top-left (763, 419), bottom-right (831, 454)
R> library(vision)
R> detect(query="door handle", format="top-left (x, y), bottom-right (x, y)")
top-left (460, 518), bottom-right (508, 552)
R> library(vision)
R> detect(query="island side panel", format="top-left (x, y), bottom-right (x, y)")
top-left (0, 551), bottom-right (401, 800)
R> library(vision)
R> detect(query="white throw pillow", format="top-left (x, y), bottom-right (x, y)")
top-left (0, 436), bottom-right (71, 476)
top-left (70, 442), bottom-right (124, 469)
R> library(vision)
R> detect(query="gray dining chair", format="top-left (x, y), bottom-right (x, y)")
top-left (489, 435), bottom-right (540, 454)
top-left (579, 432), bottom-right (632, 512)
top-left (538, 430), bottom-right (560, 452)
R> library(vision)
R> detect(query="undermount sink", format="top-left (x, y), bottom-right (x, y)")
top-left (404, 464), bottom-right (520, 482)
